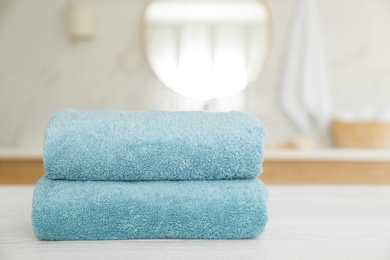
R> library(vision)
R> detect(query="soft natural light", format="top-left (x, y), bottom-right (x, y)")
top-left (145, 0), bottom-right (269, 100)
top-left (147, 0), bottom-right (267, 24)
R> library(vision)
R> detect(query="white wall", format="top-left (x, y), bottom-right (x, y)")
top-left (1, 0), bottom-right (390, 149)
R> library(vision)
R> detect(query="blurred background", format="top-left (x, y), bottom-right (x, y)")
top-left (1, 0), bottom-right (390, 184)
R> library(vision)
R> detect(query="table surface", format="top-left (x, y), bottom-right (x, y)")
top-left (1, 185), bottom-right (390, 260)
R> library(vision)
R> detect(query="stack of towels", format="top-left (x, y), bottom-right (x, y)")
top-left (32, 109), bottom-right (268, 240)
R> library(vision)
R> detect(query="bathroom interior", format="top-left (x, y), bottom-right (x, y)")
top-left (1, 0), bottom-right (390, 258)
top-left (1, 0), bottom-right (390, 184)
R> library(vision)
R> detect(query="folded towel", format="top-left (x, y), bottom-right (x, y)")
top-left (32, 176), bottom-right (268, 240)
top-left (44, 109), bottom-right (266, 181)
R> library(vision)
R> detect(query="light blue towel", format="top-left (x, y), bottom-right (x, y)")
top-left (32, 175), bottom-right (268, 240)
top-left (44, 109), bottom-right (266, 181)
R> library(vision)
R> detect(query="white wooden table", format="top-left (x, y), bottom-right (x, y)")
top-left (1, 185), bottom-right (390, 260)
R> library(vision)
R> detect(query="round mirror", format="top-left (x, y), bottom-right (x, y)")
top-left (143, 0), bottom-right (272, 100)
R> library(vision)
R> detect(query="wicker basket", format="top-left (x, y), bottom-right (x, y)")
top-left (332, 121), bottom-right (390, 148)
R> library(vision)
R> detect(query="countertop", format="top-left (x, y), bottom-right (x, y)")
top-left (1, 185), bottom-right (390, 259)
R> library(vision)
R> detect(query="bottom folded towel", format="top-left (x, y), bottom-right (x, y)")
top-left (32, 176), bottom-right (268, 240)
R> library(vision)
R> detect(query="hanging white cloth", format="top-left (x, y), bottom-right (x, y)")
top-left (280, 0), bottom-right (330, 138)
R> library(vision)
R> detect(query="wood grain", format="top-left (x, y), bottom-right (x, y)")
top-left (1, 159), bottom-right (390, 184)
top-left (261, 161), bottom-right (390, 184)
top-left (0, 160), bottom-right (44, 184)
top-left (1, 185), bottom-right (390, 260)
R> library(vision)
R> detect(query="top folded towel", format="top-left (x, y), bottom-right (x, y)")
top-left (44, 109), bottom-right (266, 181)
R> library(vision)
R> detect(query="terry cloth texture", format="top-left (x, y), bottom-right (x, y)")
top-left (32, 175), bottom-right (269, 240)
top-left (44, 109), bottom-right (266, 181)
